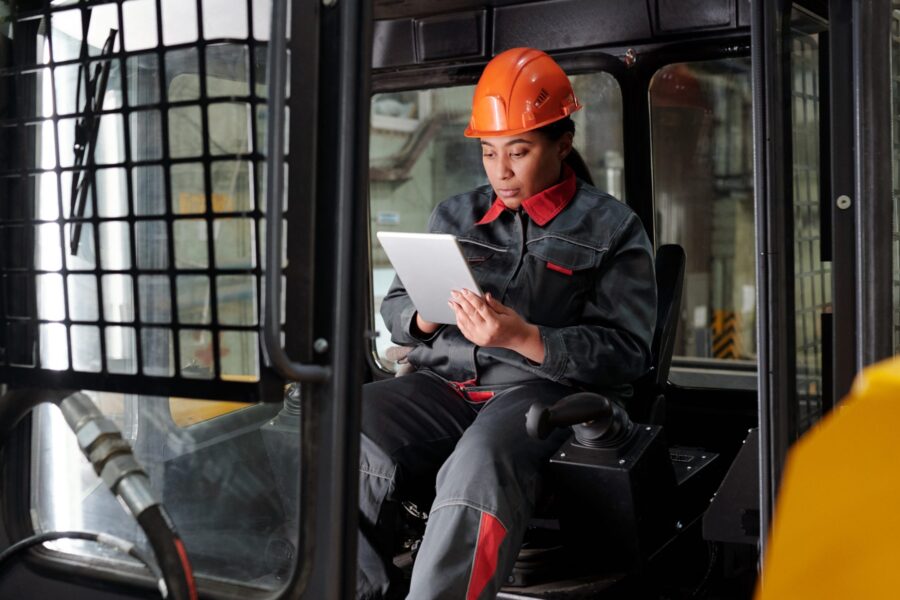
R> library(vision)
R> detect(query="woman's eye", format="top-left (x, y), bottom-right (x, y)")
top-left (482, 153), bottom-right (494, 159)
top-left (510, 151), bottom-right (526, 158)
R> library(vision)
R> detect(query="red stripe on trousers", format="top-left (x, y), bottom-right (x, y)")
top-left (466, 512), bottom-right (507, 600)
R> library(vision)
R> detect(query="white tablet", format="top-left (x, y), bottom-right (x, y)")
top-left (376, 231), bottom-right (483, 325)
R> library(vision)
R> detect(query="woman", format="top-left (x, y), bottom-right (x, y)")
top-left (358, 48), bottom-right (657, 599)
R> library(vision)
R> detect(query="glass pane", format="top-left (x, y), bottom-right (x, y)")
top-left (133, 165), bottom-right (166, 216)
top-left (121, 0), bottom-right (158, 53)
top-left (101, 274), bottom-right (135, 323)
top-left (208, 102), bottom-right (251, 155)
top-left (63, 222), bottom-right (97, 271)
top-left (211, 160), bottom-right (254, 212)
top-left (790, 33), bottom-right (830, 433)
top-left (130, 109), bottom-right (163, 161)
top-left (106, 325), bottom-right (138, 375)
top-left (207, 44), bottom-right (250, 97)
top-left (142, 327), bottom-right (174, 376)
top-left (171, 163), bottom-right (206, 214)
top-left (139, 275), bottom-right (172, 323)
top-left (168, 106), bottom-right (204, 158)
top-left (71, 325), bottom-right (102, 372)
top-left (135, 221), bottom-right (169, 269)
top-left (166, 49), bottom-right (201, 102)
top-left (161, 0), bottom-right (199, 45)
top-left (36, 274), bottom-right (65, 321)
top-left (68, 274), bottom-right (100, 321)
top-left (126, 53), bottom-right (161, 107)
top-left (214, 218), bottom-right (256, 268)
top-left (99, 221), bottom-right (133, 270)
top-left (39, 322), bottom-right (69, 370)
top-left (201, 0), bottom-right (248, 39)
top-left (571, 72), bottom-right (625, 200)
top-left (177, 275), bottom-right (211, 324)
top-left (217, 275), bottom-right (258, 325)
top-left (174, 219), bottom-right (209, 268)
top-left (368, 73), bottom-right (624, 370)
top-left (96, 168), bottom-right (129, 218)
top-left (220, 330), bottom-right (260, 382)
top-left (36, 223), bottom-right (63, 271)
top-left (179, 328), bottom-right (213, 378)
top-left (650, 59), bottom-right (757, 380)
top-left (369, 86), bottom-right (479, 369)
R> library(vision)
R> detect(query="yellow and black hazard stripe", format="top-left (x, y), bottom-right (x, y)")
top-left (712, 310), bottom-right (740, 359)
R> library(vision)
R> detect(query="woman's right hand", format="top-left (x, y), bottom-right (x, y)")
top-left (415, 313), bottom-right (441, 336)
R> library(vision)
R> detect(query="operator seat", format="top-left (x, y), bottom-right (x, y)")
top-left (525, 242), bottom-right (686, 439)
top-left (629, 243), bottom-right (686, 424)
top-left (512, 243), bottom-right (686, 587)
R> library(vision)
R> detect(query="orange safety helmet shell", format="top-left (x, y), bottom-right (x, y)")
top-left (464, 47), bottom-right (583, 138)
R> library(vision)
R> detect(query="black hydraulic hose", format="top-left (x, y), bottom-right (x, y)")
top-left (137, 506), bottom-right (197, 600)
top-left (0, 530), bottom-right (163, 586)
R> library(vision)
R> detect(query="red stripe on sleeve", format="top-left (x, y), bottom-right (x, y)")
top-left (466, 512), bottom-right (508, 600)
top-left (546, 261), bottom-right (574, 275)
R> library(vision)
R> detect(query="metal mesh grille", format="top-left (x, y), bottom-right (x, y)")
top-left (0, 0), bottom-right (283, 401)
top-left (790, 32), bottom-right (831, 433)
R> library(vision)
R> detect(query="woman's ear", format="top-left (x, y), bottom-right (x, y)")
top-left (558, 131), bottom-right (574, 160)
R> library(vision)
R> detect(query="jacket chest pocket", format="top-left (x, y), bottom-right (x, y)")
top-left (520, 237), bottom-right (599, 327)
top-left (458, 238), bottom-right (504, 273)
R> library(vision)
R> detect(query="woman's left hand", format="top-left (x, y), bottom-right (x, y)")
top-left (449, 289), bottom-right (546, 363)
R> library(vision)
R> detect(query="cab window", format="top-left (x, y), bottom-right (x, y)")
top-left (652, 44), bottom-right (830, 412)
top-left (369, 72), bottom-right (624, 371)
top-left (28, 3), bottom-right (293, 589)
top-left (650, 58), bottom-right (757, 387)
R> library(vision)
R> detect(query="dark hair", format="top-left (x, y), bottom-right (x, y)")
top-left (535, 116), bottom-right (594, 186)
top-left (536, 115), bottom-right (576, 141)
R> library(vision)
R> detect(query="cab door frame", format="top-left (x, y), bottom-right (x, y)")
top-left (752, 0), bottom-right (894, 562)
top-left (0, 0), bottom-right (374, 598)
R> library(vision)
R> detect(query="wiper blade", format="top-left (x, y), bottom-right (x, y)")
top-left (68, 27), bottom-right (117, 256)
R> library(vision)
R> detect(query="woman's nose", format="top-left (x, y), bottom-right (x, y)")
top-left (496, 156), bottom-right (513, 179)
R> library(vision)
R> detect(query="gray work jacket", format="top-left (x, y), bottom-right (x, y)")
top-left (381, 172), bottom-right (657, 393)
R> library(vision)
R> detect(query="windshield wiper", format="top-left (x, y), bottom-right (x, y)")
top-left (68, 26), bottom-right (117, 256)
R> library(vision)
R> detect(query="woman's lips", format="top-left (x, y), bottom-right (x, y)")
top-left (496, 188), bottom-right (520, 198)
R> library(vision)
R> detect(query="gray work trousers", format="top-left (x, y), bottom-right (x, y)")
top-left (357, 371), bottom-right (572, 600)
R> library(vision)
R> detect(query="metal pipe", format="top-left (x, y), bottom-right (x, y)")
top-left (751, 0), bottom-right (797, 566)
top-left (853, 0), bottom-right (894, 367)
top-left (828, 0), bottom-right (859, 402)
top-left (262, 0), bottom-right (332, 385)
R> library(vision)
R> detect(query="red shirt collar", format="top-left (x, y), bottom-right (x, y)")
top-left (475, 165), bottom-right (577, 227)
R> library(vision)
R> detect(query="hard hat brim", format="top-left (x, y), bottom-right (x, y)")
top-left (463, 105), bottom-right (583, 138)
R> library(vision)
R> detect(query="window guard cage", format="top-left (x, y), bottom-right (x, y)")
top-left (0, 0), bottom-right (296, 402)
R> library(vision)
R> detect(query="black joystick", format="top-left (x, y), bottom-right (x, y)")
top-left (525, 392), bottom-right (634, 448)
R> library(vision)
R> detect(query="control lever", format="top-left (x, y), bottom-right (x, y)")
top-left (526, 392), bottom-right (634, 448)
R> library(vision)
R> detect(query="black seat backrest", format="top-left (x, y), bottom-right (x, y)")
top-left (628, 244), bottom-right (685, 424)
top-left (649, 244), bottom-right (686, 389)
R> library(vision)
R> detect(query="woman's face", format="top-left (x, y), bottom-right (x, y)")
top-left (480, 129), bottom-right (573, 209)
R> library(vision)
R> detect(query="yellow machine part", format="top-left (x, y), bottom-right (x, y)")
top-left (169, 398), bottom-right (251, 427)
top-left (756, 356), bottom-right (900, 599)
top-left (168, 375), bottom-right (258, 427)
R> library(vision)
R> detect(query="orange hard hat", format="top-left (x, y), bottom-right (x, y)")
top-left (464, 47), bottom-right (582, 138)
